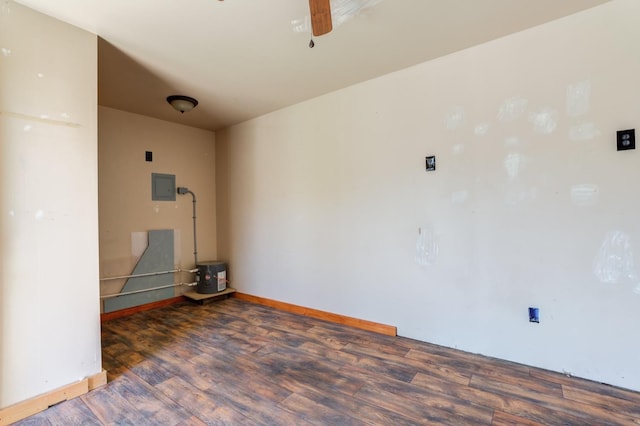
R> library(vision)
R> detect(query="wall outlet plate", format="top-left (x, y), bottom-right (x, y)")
top-left (425, 156), bottom-right (436, 171)
top-left (529, 307), bottom-right (540, 323)
top-left (617, 129), bottom-right (635, 151)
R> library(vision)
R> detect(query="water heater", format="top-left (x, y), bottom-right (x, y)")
top-left (196, 261), bottom-right (227, 294)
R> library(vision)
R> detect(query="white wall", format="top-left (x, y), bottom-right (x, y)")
top-left (217, 0), bottom-right (640, 391)
top-left (0, 2), bottom-right (101, 407)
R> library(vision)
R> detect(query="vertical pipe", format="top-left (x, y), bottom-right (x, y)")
top-left (178, 187), bottom-right (198, 267)
top-left (190, 191), bottom-right (198, 266)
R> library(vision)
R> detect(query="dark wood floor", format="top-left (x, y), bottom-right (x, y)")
top-left (15, 298), bottom-right (640, 425)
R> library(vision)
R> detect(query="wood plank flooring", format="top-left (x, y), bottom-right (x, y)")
top-left (14, 298), bottom-right (640, 425)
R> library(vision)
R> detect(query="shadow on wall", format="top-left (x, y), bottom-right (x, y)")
top-left (214, 132), bottom-right (232, 264)
top-left (98, 37), bottom-right (212, 130)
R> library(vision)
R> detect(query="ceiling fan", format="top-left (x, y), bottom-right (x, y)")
top-left (309, 0), bottom-right (333, 36)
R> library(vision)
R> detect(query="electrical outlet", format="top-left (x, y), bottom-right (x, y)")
top-left (529, 307), bottom-right (540, 323)
top-left (425, 156), bottom-right (436, 171)
top-left (617, 129), bottom-right (635, 151)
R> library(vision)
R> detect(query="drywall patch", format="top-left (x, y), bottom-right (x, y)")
top-left (504, 153), bottom-right (525, 179)
top-left (131, 231), bottom-right (148, 260)
top-left (504, 136), bottom-right (521, 148)
top-left (566, 80), bottom-right (591, 117)
top-left (474, 122), bottom-right (489, 136)
top-left (593, 230), bottom-right (637, 285)
top-left (498, 97), bottom-right (528, 122)
top-left (415, 226), bottom-right (438, 266)
top-left (569, 122), bottom-right (599, 141)
top-left (445, 107), bottom-right (466, 129)
top-left (571, 184), bottom-right (599, 206)
top-left (504, 183), bottom-right (537, 206)
top-left (451, 190), bottom-right (469, 204)
top-left (103, 229), bottom-right (175, 312)
top-left (529, 108), bottom-right (558, 134)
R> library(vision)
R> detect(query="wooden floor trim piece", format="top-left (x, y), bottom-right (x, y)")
top-left (1, 379), bottom-right (85, 426)
top-left (100, 296), bottom-right (187, 322)
top-left (232, 292), bottom-right (397, 336)
top-left (88, 369), bottom-right (108, 391)
top-left (0, 369), bottom-right (108, 425)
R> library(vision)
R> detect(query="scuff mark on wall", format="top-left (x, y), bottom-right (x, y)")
top-left (498, 97), bottom-right (528, 122)
top-left (593, 231), bottom-right (638, 289)
top-left (445, 107), bottom-right (466, 130)
top-left (415, 226), bottom-right (438, 266)
top-left (566, 80), bottom-right (591, 117)
top-left (504, 152), bottom-right (526, 179)
top-left (452, 144), bottom-right (465, 155)
top-left (504, 183), bottom-right (537, 206)
top-left (570, 184), bottom-right (599, 206)
top-left (474, 122), bottom-right (489, 136)
top-left (529, 108), bottom-right (558, 134)
top-left (569, 122), bottom-right (599, 141)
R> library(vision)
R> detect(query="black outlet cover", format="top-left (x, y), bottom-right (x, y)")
top-left (145, 151), bottom-right (153, 161)
top-left (617, 129), bottom-right (635, 151)
top-left (425, 156), bottom-right (436, 171)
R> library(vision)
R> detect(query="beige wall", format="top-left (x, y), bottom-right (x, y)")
top-left (216, 0), bottom-right (640, 391)
top-left (0, 2), bottom-right (101, 408)
top-left (98, 106), bottom-right (217, 302)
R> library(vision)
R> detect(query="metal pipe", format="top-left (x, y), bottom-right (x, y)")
top-left (100, 282), bottom-right (197, 299)
top-left (178, 186), bottom-right (198, 266)
top-left (191, 191), bottom-right (198, 266)
top-left (100, 268), bottom-right (198, 282)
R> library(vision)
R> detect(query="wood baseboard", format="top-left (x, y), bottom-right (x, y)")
top-left (101, 296), bottom-right (187, 322)
top-left (88, 369), bottom-right (108, 390)
top-left (232, 292), bottom-right (397, 336)
top-left (100, 294), bottom-right (395, 337)
top-left (0, 370), bottom-right (107, 426)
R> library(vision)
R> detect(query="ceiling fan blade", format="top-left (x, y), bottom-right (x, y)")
top-left (309, 0), bottom-right (332, 36)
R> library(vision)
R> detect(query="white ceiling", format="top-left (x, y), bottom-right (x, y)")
top-left (16, 0), bottom-right (610, 131)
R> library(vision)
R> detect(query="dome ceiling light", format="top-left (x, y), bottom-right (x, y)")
top-left (167, 95), bottom-right (199, 114)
